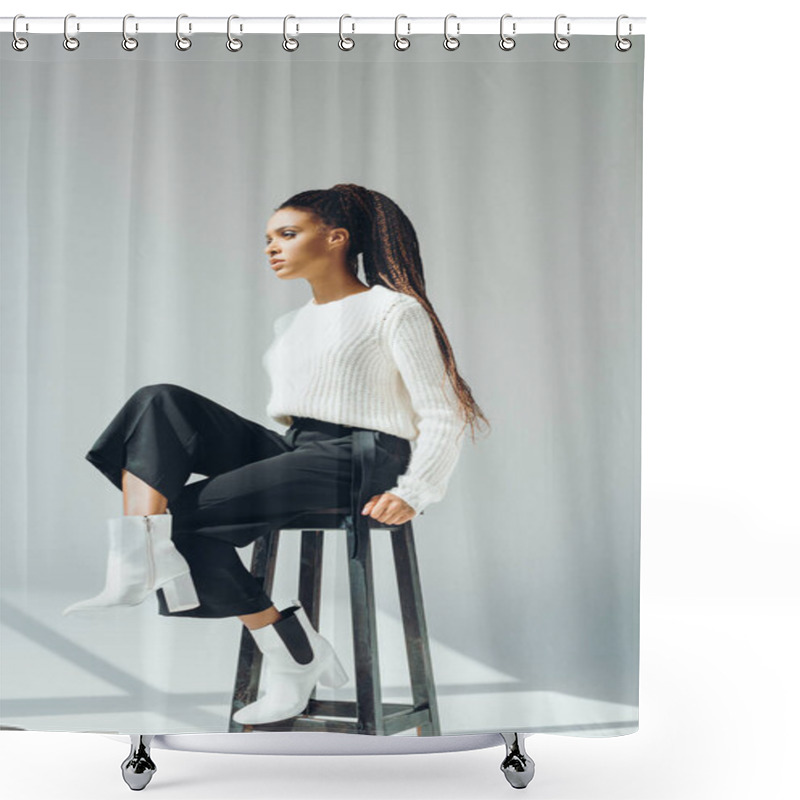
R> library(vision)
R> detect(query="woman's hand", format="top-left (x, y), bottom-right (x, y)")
top-left (361, 493), bottom-right (417, 525)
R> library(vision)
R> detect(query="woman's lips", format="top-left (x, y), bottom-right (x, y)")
top-left (271, 261), bottom-right (285, 270)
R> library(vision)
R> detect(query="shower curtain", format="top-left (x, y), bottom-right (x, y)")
top-left (0, 26), bottom-right (644, 738)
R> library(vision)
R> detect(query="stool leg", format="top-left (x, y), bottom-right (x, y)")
top-left (230, 530), bottom-right (280, 730)
top-left (391, 521), bottom-right (440, 735)
top-left (347, 521), bottom-right (383, 734)
top-left (259, 529), bottom-right (281, 598)
top-left (298, 530), bottom-right (324, 630)
top-left (298, 529), bottom-right (325, 705)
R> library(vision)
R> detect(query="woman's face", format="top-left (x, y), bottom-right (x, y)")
top-left (264, 207), bottom-right (347, 281)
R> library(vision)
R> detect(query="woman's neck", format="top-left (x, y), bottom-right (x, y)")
top-left (309, 280), bottom-right (370, 305)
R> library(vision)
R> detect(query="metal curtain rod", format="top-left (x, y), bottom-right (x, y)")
top-left (1, 15), bottom-right (646, 36)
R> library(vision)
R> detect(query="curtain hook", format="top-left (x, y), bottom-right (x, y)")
top-left (283, 15), bottom-right (299, 51)
top-left (394, 14), bottom-right (410, 51)
top-left (63, 13), bottom-right (80, 51)
top-left (227, 15), bottom-right (243, 52)
top-left (339, 14), bottom-right (355, 51)
top-left (175, 14), bottom-right (192, 51)
top-left (553, 14), bottom-right (570, 51)
top-left (122, 14), bottom-right (138, 51)
top-left (12, 14), bottom-right (29, 52)
top-left (615, 15), bottom-right (633, 52)
top-left (499, 13), bottom-right (516, 51)
top-left (443, 14), bottom-right (460, 51)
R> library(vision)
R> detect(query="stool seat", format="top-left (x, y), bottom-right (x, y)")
top-left (277, 507), bottom-right (395, 530)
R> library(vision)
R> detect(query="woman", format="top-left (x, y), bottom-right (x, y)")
top-left (62, 183), bottom-right (489, 725)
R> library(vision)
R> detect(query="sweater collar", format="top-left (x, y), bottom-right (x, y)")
top-left (308, 285), bottom-right (377, 307)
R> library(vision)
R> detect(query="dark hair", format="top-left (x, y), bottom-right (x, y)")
top-left (277, 183), bottom-right (490, 444)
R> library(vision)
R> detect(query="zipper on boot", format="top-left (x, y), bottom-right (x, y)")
top-left (143, 515), bottom-right (155, 591)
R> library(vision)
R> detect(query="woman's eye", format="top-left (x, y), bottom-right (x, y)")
top-left (266, 231), bottom-right (295, 244)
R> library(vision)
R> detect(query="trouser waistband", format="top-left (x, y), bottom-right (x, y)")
top-left (288, 417), bottom-right (408, 451)
top-left (288, 416), bottom-right (375, 437)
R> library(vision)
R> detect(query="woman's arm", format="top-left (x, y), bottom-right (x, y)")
top-left (383, 299), bottom-right (466, 514)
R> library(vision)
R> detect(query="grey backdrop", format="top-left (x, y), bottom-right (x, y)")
top-left (0, 32), bottom-right (644, 736)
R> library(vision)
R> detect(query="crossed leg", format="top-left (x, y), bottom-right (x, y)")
top-left (122, 467), bottom-right (280, 629)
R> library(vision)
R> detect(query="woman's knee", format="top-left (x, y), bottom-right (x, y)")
top-left (130, 382), bottom-right (186, 405)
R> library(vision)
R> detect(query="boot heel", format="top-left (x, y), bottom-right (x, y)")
top-left (318, 650), bottom-right (348, 688)
top-left (160, 570), bottom-right (200, 612)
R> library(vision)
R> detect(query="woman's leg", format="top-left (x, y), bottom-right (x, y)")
top-left (87, 382), bottom-right (293, 503)
top-left (86, 383), bottom-right (295, 620)
top-left (161, 429), bottom-right (356, 620)
top-left (240, 606), bottom-right (283, 628)
top-left (120, 469), bottom-right (280, 628)
top-left (122, 469), bottom-right (167, 515)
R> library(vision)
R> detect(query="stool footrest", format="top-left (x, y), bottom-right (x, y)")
top-left (239, 700), bottom-right (434, 736)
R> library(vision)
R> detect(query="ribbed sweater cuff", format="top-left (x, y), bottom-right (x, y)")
top-left (385, 484), bottom-right (435, 516)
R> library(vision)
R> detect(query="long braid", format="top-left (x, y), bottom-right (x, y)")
top-left (277, 183), bottom-right (490, 444)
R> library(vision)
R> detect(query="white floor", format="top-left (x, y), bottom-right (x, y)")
top-left (0, 586), bottom-right (636, 737)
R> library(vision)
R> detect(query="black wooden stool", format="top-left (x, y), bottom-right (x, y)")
top-left (228, 430), bottom-right (440, 736)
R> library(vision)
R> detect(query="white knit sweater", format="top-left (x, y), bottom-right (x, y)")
top-left (262, 284), bottom-right (466, 514)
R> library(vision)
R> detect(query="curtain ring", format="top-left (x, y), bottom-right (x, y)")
top-left (499, 13), bottom-right (516, 50)
top-left (175, 14), bottom-right (191, 51)
top-left (63, 13), bottom-right (80, 51)
top-left (394, 14), bottom-right (410, 50)
top-left (226, 15), bottom-right (243, 52)
top-left (443, 14), bottom-right (460, 51)
top-left (615, 15), bottom-right (632, 52)
top-left (283, 15), bottom-right (299, 51)
top-left (553, 14), bottom-right (570, 51)
top-left (339, 15), bottom-right (355, 51)
top-left (121, 14), bottom-right (138, 51)
top-left (12, 14), bottom-right (29, 52)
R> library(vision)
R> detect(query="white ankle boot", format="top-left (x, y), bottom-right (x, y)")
top-left (62, 514), bottom-right (200, 615)
top-left (232, 600), bottom-right (349, 726)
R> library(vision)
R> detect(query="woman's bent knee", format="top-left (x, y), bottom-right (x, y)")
top-left (130, 382), bottom-right (185, 404)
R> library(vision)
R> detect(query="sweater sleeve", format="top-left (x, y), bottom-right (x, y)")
top-left (383, 299), bottom-right (466, 515)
